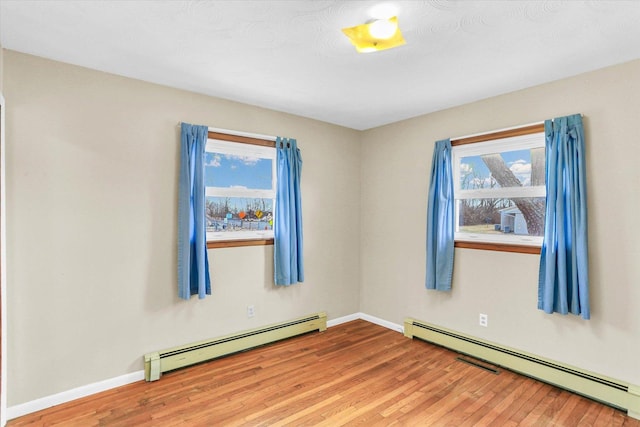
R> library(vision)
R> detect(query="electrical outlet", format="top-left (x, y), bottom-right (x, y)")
top-left (247, 305), bottom-right (255, 318)
top-left (479, 313), bottom-right (488, 327)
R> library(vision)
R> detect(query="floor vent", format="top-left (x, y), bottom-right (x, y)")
top-left (144, 312), bottom-right (327, 381)
top-left (456, 356), bottom-right (500, 374)
top-left (404, 317), bottom-right (640, 420)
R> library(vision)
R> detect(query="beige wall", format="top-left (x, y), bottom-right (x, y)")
top-left (5, 47), bottom-right (640, 408)
top-left (1, 45), bottom-right (4, 92)
top-left (4, 50), bottom-right (362, 405)
top-left (360, 59), bottom-right (640, 386)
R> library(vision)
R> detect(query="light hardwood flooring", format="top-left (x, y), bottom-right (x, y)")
top-left (8, 320), bottom-right (640, 426)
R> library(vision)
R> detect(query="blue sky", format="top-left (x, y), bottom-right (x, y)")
top-left (460, 149), bottom-right (534, 188)
top-left (205, 152), bottom-right (272, 189)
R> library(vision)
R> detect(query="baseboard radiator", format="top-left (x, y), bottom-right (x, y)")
top-left (144, 312), bottom-right (327, 382)
top-left (404, 317), bottom-right (640, 420)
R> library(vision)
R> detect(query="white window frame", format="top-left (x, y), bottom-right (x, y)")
top-left (452, 132), bottom-right (545, 247)
top-left (205, 138), bottom-right (276, 242)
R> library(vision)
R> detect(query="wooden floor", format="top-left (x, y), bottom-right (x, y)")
top-left (9, 320), bottom-right (640, 426)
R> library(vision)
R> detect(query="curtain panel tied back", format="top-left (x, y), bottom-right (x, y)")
top-left (426, 139), bottom-right (455, 291)
top-left (178, 123), bottom-right (211, 299)
top-left (538, 114), bottom-right (590, 319)
top-left (274, 137), bottom-right (304, 286)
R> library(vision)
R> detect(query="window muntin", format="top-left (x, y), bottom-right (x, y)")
top-left (452, 132), bottom-right (545, 246)
top-left (205, 138), bottom-right (276, 242)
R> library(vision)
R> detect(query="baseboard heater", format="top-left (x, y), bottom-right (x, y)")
top-left (404, 317), bottom-right (640, 420)
top-left (144, 312), bottom-right (327, 382)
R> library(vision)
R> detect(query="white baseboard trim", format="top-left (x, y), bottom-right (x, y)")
top-left (7, 370), bottom-right (145, 421)
top-left (359, 313), bottom-right (404, 333)
top-left (328, 312), bottom-right (404, 334)
top-left (327, 312), bottom-right (361, 327)
top-left (8, 312), bottom-right (402, 421)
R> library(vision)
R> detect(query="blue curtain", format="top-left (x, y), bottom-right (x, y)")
top-left (426, 139), bottom-right (455, 291)
top-left (538, 114), bottom-right (589, 319)
top-left (178, 123), bottom-right (211, 299)
top-left (274, 137), bottom-right (304, 285)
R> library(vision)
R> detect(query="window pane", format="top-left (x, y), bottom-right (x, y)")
top-left (459, 147), bottom-right (545, 189)
top-left (458, 197), bottom-right (545, 236)
top-left (206, 197), bottom-right (273, 232)
top-left (205, 152), bottom-right (273, 190)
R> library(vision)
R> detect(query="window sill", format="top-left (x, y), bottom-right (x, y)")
top-left (207, 238), bottom-right (274, 249)
top-left (454, 241), bottom-right (540, 254)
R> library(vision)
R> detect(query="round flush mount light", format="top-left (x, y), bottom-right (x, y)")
top-left (368, 18), bottom-right (398, 39)
top-left (341, 15), bottom-right (405, 53)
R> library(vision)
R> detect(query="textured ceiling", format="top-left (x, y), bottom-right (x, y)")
top-left (2, 1), bottom-right (640, 130)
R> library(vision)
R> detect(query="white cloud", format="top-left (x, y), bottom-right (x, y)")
top-left (239, 156), bottom-right (260, 166)
top-left (509, 159), bottom-right (531, 185)
top-left (469, 177), bottom-right (494, 188)
top-left (509, 159), bottom-right (531, 175)
top-left (226, 154), bottom-right (260, 166)
top-left (460, 163), bottom-right (473, 175)
top-left (206, 154), bottom-right (221, 167)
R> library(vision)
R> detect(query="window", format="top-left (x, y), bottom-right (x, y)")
top-left (205, 132), bottom-right (276, 248)
top-left (452, 124), bottom-right (545, 252)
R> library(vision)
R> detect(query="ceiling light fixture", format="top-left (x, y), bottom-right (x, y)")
top-left (342, 16), bottom-right (405, 53)
top-left (368, 18), bottom-right (397, 39)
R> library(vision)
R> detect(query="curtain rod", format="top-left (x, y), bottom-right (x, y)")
top-left (451, 114), bottom-right (583, 142)
top-left (177, 122), bottom-right (277, 142)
